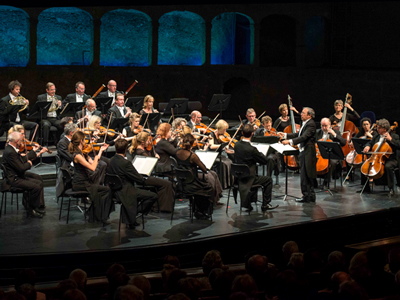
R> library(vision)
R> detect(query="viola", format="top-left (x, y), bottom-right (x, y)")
top-left (361, 122), bottom-right (398, 180)
top-left (283, 95), bottom-right (300, 171)
top-left (19, 139), bottom-right (52, 154)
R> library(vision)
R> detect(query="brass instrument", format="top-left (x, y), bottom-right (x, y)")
top-left (10, 93), bottom-right (28, 112)
top-left (48, 96), bottom-right (60, 112)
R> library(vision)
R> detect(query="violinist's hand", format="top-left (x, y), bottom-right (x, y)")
top-left (199, 128), bottom-right (207, 134)
top-left (203, 142), bottom-right (210, 151)
top-left (125, 108), bottom-right (132, 118)
top-left (225, 148), bottom-right (234, 154)
top-left (32, 144), bottom-right (40, 152)
top-left (27, 160), bottom-right (32, 167)
top-left (363, 146), bottom-right (370, 153)
top-left (38, 147), bottom-right (48, 156)
top-left (155, 153), bottom-right (160, 159)
top-left (100, 144), bottom-right (109, 152)
top-left (277, 132), bottom-right (285, 138)
top-left (282, 140), bottom-right (290, 145)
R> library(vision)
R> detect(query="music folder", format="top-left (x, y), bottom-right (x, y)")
top-left (132, 155), bottom-right (158, 176)
top-left (195, 150), bottom-right (219, 170)
top-left (270, 143), bottom-right (299, 156)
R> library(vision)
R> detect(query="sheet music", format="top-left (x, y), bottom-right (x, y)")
top-left (132, 156), bottom-right (158, 176)
top-left (195, 151), bottom-right (219, 170)
top-left (271, 143), bottom-right (296, 154)
top-left (252, 143), bottom-right (270, 156)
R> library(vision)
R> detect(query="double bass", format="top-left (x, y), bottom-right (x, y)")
top-left (360, 122), bottom-right (398, 180)
top-left (283, 95), bottom-right (300, 170)
top-left (334, 93), bottom-right (359, 166)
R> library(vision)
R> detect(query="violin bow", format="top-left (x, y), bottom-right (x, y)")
top-left (205, 113), bottom-right (220, 133)
top-left (229, 117), bottom-right (243, 148)
top-left (254, 110), bottom-right (266, 124)
top-left (104, 112), bottom-right (113, 143)
top-left (31, 124), bottom-right (39, 144)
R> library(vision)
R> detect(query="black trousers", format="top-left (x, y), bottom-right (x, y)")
top-left (299, 151), bottom-right (315, 200)
top-left (40, 117), bottom-right (62, 145)
top-left (11, 120), bottom-right (38, 141)
top-left (12, 176), bottom-right (43, 210)
top-left (247, 175), bottom-right (273, 206)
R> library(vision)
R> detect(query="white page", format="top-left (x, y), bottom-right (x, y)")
top-left (252, 143), bottom-right (270, 156)
top-left (195, 151), bottom-right (219, 170)
top-left (270, 143), bottom-right (296, 154)
top-left (132, 156), bottom-right (158, 176)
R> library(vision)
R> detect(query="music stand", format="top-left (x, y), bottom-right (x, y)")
top-left (126, 97), bottom-right (144, 113)
top-left (343, 138), bottom-right (370, 186)
top-left (317, 141), bottom-right (344, 195)
top-left (271, 144), bottom-right (299, 201)
top-left (140, 113), bottom-right (161, 133)
top-left (163, 98), bottom-right (188, 117)
top-left (208, 94), bottom-right (231, 118)
top-left (94, 97), bottom-right (113, 115)
top-left (195, 150), bottom-right (219, 170)
top-left (59, 102), bottom-right (86, 118)
top-left (110, 117), bottom-right (129, 132)
top-left (27, 101), bottom-right (52, 168)
top-left (251, 136), bottom-right (280, 144)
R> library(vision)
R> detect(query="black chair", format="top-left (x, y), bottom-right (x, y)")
top-left (226, 163), bottom-right (264, 215)
top-left (55, 155), bottom-right (61, 176)
top-left (171, 167), bottom-right (196, 223)
top-left (58, 168), bottom-right (89, 224)
top-left (0, 163), bottom-right (26, 218)
top-left (104, 173), bottom-right (145, 230)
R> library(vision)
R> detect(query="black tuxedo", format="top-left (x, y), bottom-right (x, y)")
top-left (97, 90), bottom-right (123, 105)
top-left (62, 93), bottom-right (91, 109)
top-left (233, 140), bottom-right (273, 209)
top-left (37, 93), bottom-right (63, 145)
top-left (0, 95), bottom-right (38, 141)
top-left (107, 155), bottom-right (157, 225)
top-left (1, 145), bottom-right (43, 209)
top-left (107, 105), bottom-right (128, 129)
top-left (287, 118), bottom-right (317, 201)
top-left (74, 109), bottom-right (103, 126)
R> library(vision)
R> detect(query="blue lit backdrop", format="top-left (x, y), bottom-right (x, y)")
top-left (37, 7), bottom-right (93, 66)
top-left (158, 11), bottom-right (205, 66)
top-left (100, 9), bottom-right (152, 67)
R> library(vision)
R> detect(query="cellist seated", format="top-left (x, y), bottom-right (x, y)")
top-left (360, 118), bottom-right (400, 195)
top-left (315, 118), bottom-right (346, 189)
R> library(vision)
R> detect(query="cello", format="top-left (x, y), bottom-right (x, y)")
top-left (346, 123), bottom-right (376, 167)
top-left (360, 122), bottom-right (398, 180)
top-left (335, 93), bottom-right (359, 166)
top-left (283, 95), bottom-right (300, 170)
top-left (315, 134), bottom-right (333, 176)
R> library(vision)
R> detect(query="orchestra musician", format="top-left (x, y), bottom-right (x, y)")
top-left (356, 117), bottom-right (378, 139)
top-left (273, 103), bottom-right (299, 132)
top-left (235, 108), bottom-right (259, 130)
top-left (74, 99), bottom-right (102, 127)
top-left (97, 80), bottom-right (121, 106)
top-left (315, 118), bottom-right (347, 189)
top-left (254, 116), bottom-right (281, 178)
top-left (68, 130), bottom-right (113, 224)
top-left (2, 131), bottom-right (48, 218)
top-left (59, 117), bottom-right (74, 140)
top-left (122, 113), bottom-right (142, 142)
top-left (107, 139), bottom-right (159, 228)
top-left (107, 93), bottom-right (132, 126)
top-left (37, 82), bottom-right (63, 146)
top-left (329, 99), bottom-right (360, 126)
top-left (361, 118), bottom-right (400, 195)
top-left (187, 111), bottom-right (208, 134)
top-left (279, 107), bottom-right (317, 203)
top-left (207, 119), bottom-right (234, 189)
top-left (0, 80), bottom-right (38, 141)
top-left (234, 124), bottom-right (278, 212)
top-left (139, 95), bottom-right (159, 115)
top-left (154, 123), bottom-right (178, 174)
top-left (62, 81), bottom-right (91, 106)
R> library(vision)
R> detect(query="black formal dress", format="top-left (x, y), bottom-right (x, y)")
top-left (1, 145), bottom-right (43, 211)
top-left (233, 140), bottom-right (273, 209)
top-left (56, 136), bottom-right (73, 197)
top-left (287, 119), bottom-right (317, 202)
top-left (154, 138), bottom-right (178, 173)
top-left (209, 131), bottom-right (234, 189)
top-left (72, 152), bottom-right (113, 223)
top-left (37, 93), bottom-right (63, 145)
top-left (107, 154), bottom-right (158, 225)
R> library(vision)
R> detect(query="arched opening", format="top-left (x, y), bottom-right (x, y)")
top-left (37, 7), bottom-right (93, 65)
top-left (100, 9), bottom-right (152, 67)
top-left (211, 12), bottom-right (254, 65)
top-left (158, 11), bottom-right (205, 66)
top-left (305, 16), bottom-right (329, 67)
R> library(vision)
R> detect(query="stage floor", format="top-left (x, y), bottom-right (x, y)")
top-left (1, 165), bottom-right (400, 257)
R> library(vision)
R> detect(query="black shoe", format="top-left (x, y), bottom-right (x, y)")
top-left (194, 211), bottom-right (209, 220)
top-left (295, 197), bottom-right (310, 203)
top-left (39, 204), bottom-right (46, 209)
top-left (242, 205), bottom-right (253, 212)
top-left (215, 202), bottom-right (225, 206)
top-left (34, 208), bottom-right (46, 215)
top-left (389, 189), bottom-right (394, 195)
top-left (128, 222), bottom-right (140, 229)
top-left (262, 203), bottom-right (279, 211)
top-left (28, 210), bottom-right (43, 218)
top-left (356, 188), bottom-right (370, 193)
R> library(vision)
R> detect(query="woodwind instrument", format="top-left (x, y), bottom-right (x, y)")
top-left (124, 80), bottom-right (139, 100)
top-left (92, 84), bottom-right (106, 99)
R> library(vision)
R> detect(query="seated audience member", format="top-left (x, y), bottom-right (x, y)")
top-left (114, 285), bottom-right (143, 300)
top-left (69, 269), bottom-right (87, 293)
top-left (129, 276), bottom-right (151, 300)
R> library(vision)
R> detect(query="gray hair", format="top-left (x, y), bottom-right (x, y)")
top-left (8, 131), bottom-right (21, 143)
top-left (304, 107), bottom-right (315, 119)
top-left (64, 123), bottom-right (78, 136)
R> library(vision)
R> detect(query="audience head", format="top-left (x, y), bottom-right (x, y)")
top-left (4, 291), bottom-right (26, 300)
top-left (166, 269), bottom-right (187, 295)
top-left (54, 279), bottom-right (78, 300)
top-left (161, 264), bottom-right (177, 292)
top-left (177, 277), bottom-right (202, 300)
top-left (167, 293), bottom-right (190, 300)
top-left (164, 255), bottom-right (181, 269)
top-left (231, 274), bottom-right (258, 298)
top-left (16, 284), bottom-right (36, 300)
top-left (213, 270), bottom-right (236, 300)
top-left (208, 268), bottom-right (223, 290)
top-left (349, 251), bottom-right (371, 282)
top-left (62, 289), bottom-right (87, 300)
top-left (246, 254), bottom-right (268, 277)
top-left (69, 268), bottom-right (87, 292)
top-left (282, 241), bottom-right (299, 264)
top-left (330, 271), bottom-right (352, 295)
top-left (128, 276), bottom-right (151, 300)
top-left (107, 263), bottom-right (126, 282)
top-left (114, 285), bottom-right (143, 300)
top-left (202, 250), bottom-right (224, 277)
top-left (338, 280), bottom-right (369, 300)
top-left (15, 269), bottom-right (37, 290)
top-left (109, 272), bottom-right (130, 298)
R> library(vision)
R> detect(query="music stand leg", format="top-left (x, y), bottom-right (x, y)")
top-left (275, 155), bottom-right (298, 201)
top-left (34, 108), bottom-right (50, 168)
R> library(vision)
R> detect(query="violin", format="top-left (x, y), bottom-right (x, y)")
top-left (98, 126), bottom-right (116, 137)
top-left (133, 125), bottom-right (151, 135)
top-left (19, 139), bottom-right (52, 154)
top-left (264, 127), bottom-right (278, 137)
top-left (217, 132), bottom-right (237, 148)
top-left (195, 123), bottom-right (213, 134)
top-left (360, 121), bottom-right (398, 180)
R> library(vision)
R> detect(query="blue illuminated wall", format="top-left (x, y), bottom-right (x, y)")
top-left (305, 16), bottom-right (326, 67)
top-left (0, 6), bottom-right (30, 67)
top-left (211, 13), bottom-right (254, 65)
top-left (37, 7), bottom-right (93, 66)
top-left (100, 9), bottom-right (152, 67)
top-left (158, 11), bottom-right (205, 66)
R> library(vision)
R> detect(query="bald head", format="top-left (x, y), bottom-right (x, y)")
top-left (107, 80), bottom-right (117, 93)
